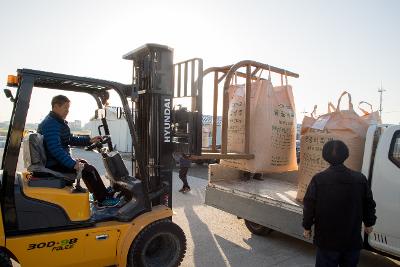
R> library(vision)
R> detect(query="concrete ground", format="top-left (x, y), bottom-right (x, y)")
top-left (1, 147), bottom-right (399, 266)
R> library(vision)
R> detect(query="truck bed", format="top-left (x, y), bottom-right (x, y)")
top-left (205, 168), bottom-right (308, 242)
top-left (210, 175), bottom-right (303, 213)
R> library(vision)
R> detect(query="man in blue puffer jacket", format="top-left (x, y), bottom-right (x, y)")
top-left (38, 95), bottom-right (120, 207)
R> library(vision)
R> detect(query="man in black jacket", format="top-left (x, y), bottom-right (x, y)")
top-left (302, 140), bottom-right (376, 267)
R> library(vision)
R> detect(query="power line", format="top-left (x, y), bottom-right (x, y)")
top-left (383, 111), bottom-right (400, 114)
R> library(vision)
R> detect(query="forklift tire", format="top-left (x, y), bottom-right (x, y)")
top-left (127, 219), bottom-right (186, 267)
top-left (0, 250), bottom-right (12, 267)
top-left (244, 220), bottom-right (273, 236)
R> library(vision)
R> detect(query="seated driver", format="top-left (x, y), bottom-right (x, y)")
top-left (38, 95), bottom-right (120, 207)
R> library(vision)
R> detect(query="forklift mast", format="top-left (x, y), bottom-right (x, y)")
top-left (123, 44), bottom-right (203, 208)
top-left (124, 44), bottom-right (173, 208)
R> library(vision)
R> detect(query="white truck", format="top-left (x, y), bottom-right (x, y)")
top-left (205, 124), bottom-right (400, 259)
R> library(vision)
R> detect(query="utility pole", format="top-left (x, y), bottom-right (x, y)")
top-left (378, 82), bottom-right (386, 117)
top-left (300, 108), bottom-right (308, 124)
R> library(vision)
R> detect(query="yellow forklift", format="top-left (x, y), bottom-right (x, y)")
top-left (0, 44), bottom-right (203, 266)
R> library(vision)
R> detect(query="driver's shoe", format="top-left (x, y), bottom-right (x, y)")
top-left (106, 186), bottom-right (115, 195)
top-left (100, 197), bottom-right (121, 208)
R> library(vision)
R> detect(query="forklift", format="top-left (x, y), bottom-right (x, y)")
top-left (0, 44), bottom-right (202, 266)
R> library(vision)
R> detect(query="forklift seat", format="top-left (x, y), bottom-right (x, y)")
top-left (22, 133), bottom-right (76, 188)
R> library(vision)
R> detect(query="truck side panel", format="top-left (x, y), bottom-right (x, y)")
top-left (205, 186), bottom-right (311, 243)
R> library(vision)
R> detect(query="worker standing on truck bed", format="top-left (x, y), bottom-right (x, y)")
top-left (302, 140), bottom-right (377, 267)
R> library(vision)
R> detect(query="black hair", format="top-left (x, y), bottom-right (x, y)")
top-left (51, 95), bottom-right (70, 108)
top-left (322, 140), bottom-right (349, 165)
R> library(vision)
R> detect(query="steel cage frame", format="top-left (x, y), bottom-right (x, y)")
top-left (200, 61), bottom-right (299, 159)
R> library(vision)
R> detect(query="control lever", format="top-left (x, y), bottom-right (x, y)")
top-left (72, 164), bottom-right (87, 193)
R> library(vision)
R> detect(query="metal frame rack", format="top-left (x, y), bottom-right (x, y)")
top-left (197, 60), bottom-right (299, 160)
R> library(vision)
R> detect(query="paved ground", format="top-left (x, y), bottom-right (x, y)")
top-left (1, 147), bottom-right (399, 266)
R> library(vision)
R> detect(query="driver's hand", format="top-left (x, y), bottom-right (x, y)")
top-left (303, 229), bottom-right (312, 239)
top-left (90, 136), bottom-right (103, 144)
top-left (74, 162), bottom-right (85, 171)
top-left (364, 226), bottom-right (373, 234)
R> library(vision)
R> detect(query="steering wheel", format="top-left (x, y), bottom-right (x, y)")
top-left (85, 135), bottom-right (111, 151)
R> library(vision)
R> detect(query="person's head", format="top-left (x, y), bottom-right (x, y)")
top-left (322, 140), bottom-right (349, 166)
top-left (51, 95), bottom-right (70, 119)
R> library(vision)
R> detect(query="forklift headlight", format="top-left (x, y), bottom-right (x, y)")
top-left (7, 75), bottom-right (19, 87)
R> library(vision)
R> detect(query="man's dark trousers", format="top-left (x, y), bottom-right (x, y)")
top-left (49, 160), bottom-right (108, 201)
top-left (316, 248), bottom-right (360, 267)
top-left (179, 167), bottom-right (189, 188)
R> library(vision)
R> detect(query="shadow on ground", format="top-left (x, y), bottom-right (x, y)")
top-left (184, 205), bottom-right (227, 266)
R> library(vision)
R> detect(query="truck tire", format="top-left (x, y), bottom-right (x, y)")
top-left (127, 219), bottom-right (186, 267)
top-left (244, 220), bottom-right (273, 236)
top-left (0, 250), bottom-right (12, 267)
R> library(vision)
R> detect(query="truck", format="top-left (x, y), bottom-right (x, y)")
top-left (205, 123), bottom-right (400, 259)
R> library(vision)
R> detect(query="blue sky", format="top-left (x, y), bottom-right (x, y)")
top-left (0, 0), bottom-right (399, 124)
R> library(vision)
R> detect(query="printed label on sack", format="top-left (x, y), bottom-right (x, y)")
top-left (270, 104), bottom-right (296, 166)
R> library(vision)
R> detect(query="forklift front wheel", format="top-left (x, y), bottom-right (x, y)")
top-left (244, 220), bottom-right (273, 236)
top-left (127, 219), bottom-right (186, 267)
top-left (0, 250), bottom-right (12, 267)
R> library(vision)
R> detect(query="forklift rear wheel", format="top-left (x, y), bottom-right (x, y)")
top-left (0, 250), bottom-right (12, 267)
top-left (244, 220), bottom-right (273, 236)
top-left (127, 219), bottom-right (186, 267)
